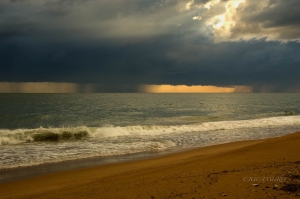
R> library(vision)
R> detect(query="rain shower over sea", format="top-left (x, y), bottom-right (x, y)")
top-left (1, 93), bottom-right (300, 180)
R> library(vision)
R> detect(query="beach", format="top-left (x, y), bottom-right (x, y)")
top-left (1, 131), bottom-right (300, 199)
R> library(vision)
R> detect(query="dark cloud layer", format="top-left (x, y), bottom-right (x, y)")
top-left (226, 0), bottom-right (300, 40)
top-left (1, 0), bottom-right (300, 92)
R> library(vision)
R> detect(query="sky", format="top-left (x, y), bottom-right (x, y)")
top-left (0, 0), bottom-right (300, 93)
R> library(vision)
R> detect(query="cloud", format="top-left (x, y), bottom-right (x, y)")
top-left (178, 0), bottom-right (300, 42)
top-left (1, 0), bottom-right (300, 93)
top-left (211, 0), bottom-right (300, 41)
top-left (2, 0), bottom-right (299, 42)
top-left (0, 0), bottom-right (198, 41)
top-left (1, 36), bottom-right (299, 92)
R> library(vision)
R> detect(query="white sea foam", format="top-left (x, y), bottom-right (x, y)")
top-left (1, 116), bottom-right (300, 170)
top-left (0, 140), bottom-right (176, 169)
top-left (92, 116), bottom-right (300, 138)
top-left (1, 116), bottom-right (300, 145)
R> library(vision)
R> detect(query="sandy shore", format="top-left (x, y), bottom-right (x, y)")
top-left (1, 132), bottom-right (300, 199)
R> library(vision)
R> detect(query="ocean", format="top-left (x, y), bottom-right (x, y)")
top-left (1, 93), bottom-right (300, 182)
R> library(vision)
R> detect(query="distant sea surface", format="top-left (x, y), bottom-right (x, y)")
top-left (1, 93), bottom-right (300, 181)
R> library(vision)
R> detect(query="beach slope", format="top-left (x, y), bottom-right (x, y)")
top-left (1, 132), bottom-right (300, 199)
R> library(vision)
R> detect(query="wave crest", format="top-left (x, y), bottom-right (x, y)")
top-left (92, 116), bottom-right (300, 138)
top-left (0, 127), bottom-right (90, 145)
top-left (1, 116), bottom-right (300, 145)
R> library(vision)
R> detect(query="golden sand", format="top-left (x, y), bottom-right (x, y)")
top-left (1, 132), bottom-right (300, 199)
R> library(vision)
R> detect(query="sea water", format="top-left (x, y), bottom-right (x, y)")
top-left (0, 93), bottom-right (300, 181)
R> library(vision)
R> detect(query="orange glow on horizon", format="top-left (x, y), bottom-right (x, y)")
top-left (140, 85), bottom-right (252, 93)
top-left (0, 82), bottom-right (253, 93)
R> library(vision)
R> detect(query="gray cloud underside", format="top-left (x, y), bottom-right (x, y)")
top-left (1, 0), bottom-right (300, 92)
top-left (228, 0), bottom-right (300, 40)
top-left (2, 0), bottom-right (299, 40)
top-left (1, 36), bottom-right (300, 92)
top-left (1, 0), bottom-right (192, 40)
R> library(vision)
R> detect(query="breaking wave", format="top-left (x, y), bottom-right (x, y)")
top-left (0, 127), bottom-right (90, 145)
top-left (92, 116), bottom-right (300, 137)
top-left (1, 116), bottom-right (300, 145)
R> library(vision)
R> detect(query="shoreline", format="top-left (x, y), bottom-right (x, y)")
top-left (1, 131), bottom-right (300, 198)
top-left (0, 149), bottom-right (177, 184)
top-left (0, 135), bottom-right (285, 184)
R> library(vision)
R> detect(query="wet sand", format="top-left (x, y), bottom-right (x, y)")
top-left (1, 131), bottom-right (300, 199)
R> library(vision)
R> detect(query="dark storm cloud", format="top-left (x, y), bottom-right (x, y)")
top-left (254, 0), bottom-right (300, 28)
top-left (0, 22), bottom-right (37, 39)
top-left (0, 0), bottom-right (300, 92)
top-left (163, 38), bottom-right (300, 92)
top-left (1, 35), bottom-right (300, 92)
top-left (227, 0), bottom-right (300, 40)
